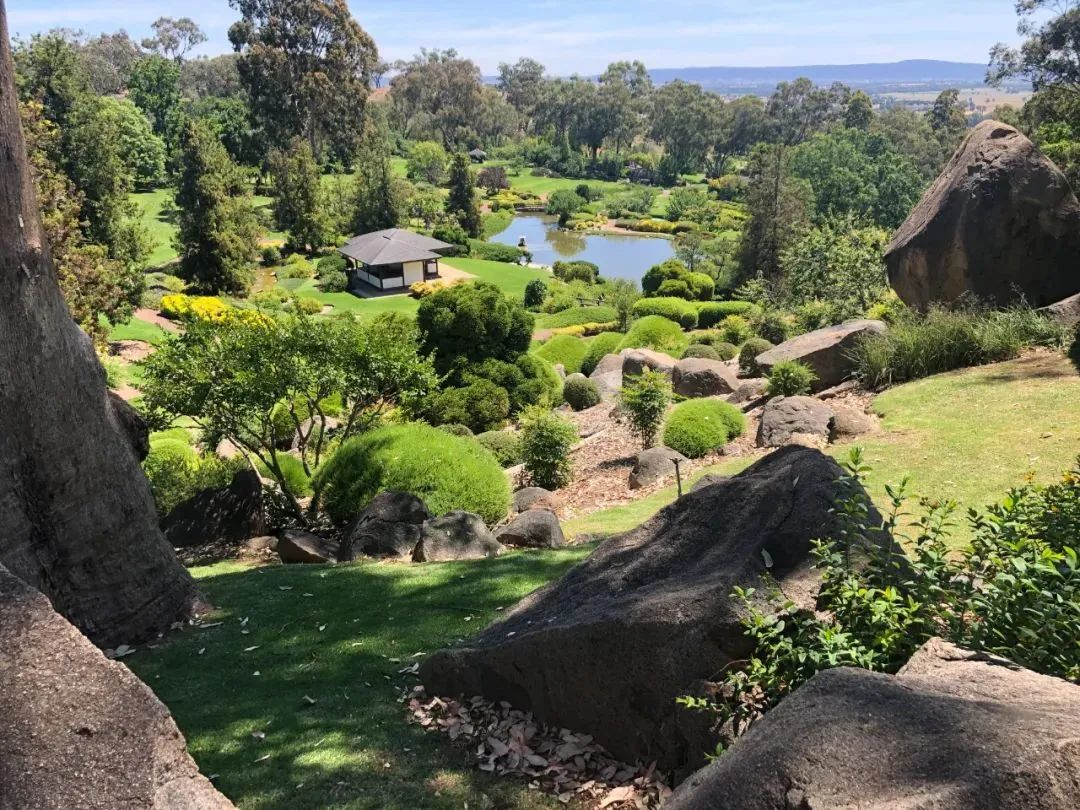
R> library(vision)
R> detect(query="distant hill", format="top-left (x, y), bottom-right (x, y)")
top-left (646, 60), bottom-right (1025, 94)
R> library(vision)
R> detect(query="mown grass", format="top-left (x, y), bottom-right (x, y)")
top-left (106, 313), bottom-right (171, 345)
top-left (129, 549), bottom-right (594, 810)
top-left (566, 353), bottom-right (1080, 544)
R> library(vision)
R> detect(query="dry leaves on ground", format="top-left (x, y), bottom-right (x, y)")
top-left (405, 687), bottom-right (671, 808)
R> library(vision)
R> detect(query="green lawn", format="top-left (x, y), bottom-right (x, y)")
top-left (133, 189), bottom-right (180, 268)
top-left (566, 353), bottom-right (1080, 544)
top-left (129, 549), bottom-right (593, 810)
top-left (106, 314), bottom-right (171, 345)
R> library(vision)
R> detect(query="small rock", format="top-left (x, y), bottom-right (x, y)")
top-left (830, 406), bottom-right (880, 441)
top-left (413, 512), bottom-right (506, 563)
top-left (495, 509), bottom-right (565, 549)
top-left (513, 487), bottom-right (564, 514)
top-left (277, 530), bottom-right (338, 565)
top-left (621, 348), bottom-right (676, 378)
top-left (629, 446), bottom-right (689, 490)
top-left (757, 397), bottom-right (835, 448)
top-left (672, 358), bottom-right (740, 398)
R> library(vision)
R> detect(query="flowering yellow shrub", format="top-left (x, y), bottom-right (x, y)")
top-left (551, 321), bottom-right (619, 337)
top-left (160, 294), bottom-right (272, 327)
top-left (409, 280), bottom-right (447, 299)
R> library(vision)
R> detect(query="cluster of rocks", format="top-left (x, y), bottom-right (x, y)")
top-left (421, 448), bottom-right (1080, 807)
top-left (271, 489), bottom-right (566, 567)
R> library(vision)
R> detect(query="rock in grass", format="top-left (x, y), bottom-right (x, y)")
top-left (629, 446), bottom-right (689, 490)
top-left (755, 321), bottom-right (886, 393)
top-left (512, 487), bottom-right (564, 514)
top-left (495, 509), bottom-right (565, 549)
top-left (338, 491), bottom-right (432, 562)
top-left (757, 396), bottom-right (834, 448)
top-left (421, 448), bottom-right (890, 771)
top-left (0, 565), bottom-right (234, 809)
top-left (278, 530), bottom-right (339, 564)
top-left (668, 639), bottom-right (1080, 810)
top-left (886, 120), bottom-right (1080, 311)
top-left (413, 512), bottom-right (505, 562)
top-left (163, 468), bottom-right (267, 549)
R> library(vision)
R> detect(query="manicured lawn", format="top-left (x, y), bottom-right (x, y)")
top-left (566, 353), bottom-right (1080, 544)
top-left (129, 549), bottom-right (594, 810)
top-left (106, 314), bottom-right (171, 345)
top-left (441, 258), bottom-right (549, 300)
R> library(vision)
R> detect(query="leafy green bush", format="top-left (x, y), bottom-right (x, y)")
top-left (538, 305), bottom-right (617, 330)
top-left (316, 255), bottom-right (347, 276)
top-left (719, 315), bottom-right (753, 345)
top-left (663, 399), bottom-right (745, 459)
top-left (739, 338), bottom-right (775, 376)
top-left (553, 260), bottom-right (600, 284)
top-left (319, 270), bottom-right (348, 293)
top-left (766, 360), bottom-right (817, 397)
top-left (534, 334), bottom-right (589, 374)
top-left (696, 300), bottom-right (754, 328)
top-left (687, 336), bottom-right (738, 361)
top-left (657, 279), bottom-right (691, 299)
top-left (564, 375), bottom-right (602, 411)
top-left (753, 309), bottom-right (795, 344)
top-left (524, 278), bottom-right (547, 309)
top-left (690, 451), bottom-right (1080, 747)
top-left (314, 424), bottom-right (511, 526)
top-left (281, 254), bottom-right (315, 279)
top-left (469, 239), bottom-right (526, 264)
top-left (293, 296), bottom-right (323, 315)
top-left (581, 332), bottom-right (624, 376)
top-left (682, 344), bottom-right (721, 361)
top-left (618, 315), bottom-right (688, 356)
top-left (424, 379), bottom-right (510, 434)
top-left (261, 245), bottom-right (282, 266)
top-left (519, 406), bottom-right (578, 490)
top-left (476, 431), bottom-right (523, 468)
top-left (143, 436), bottom-right (248, 517)
top-left (852, 306), bottom-right (1068, 389)
top-left (255, 452), bottom-right (313, 498)
top-left (686, 272), bottom-right (715, 302)
top-left (632, 297), bottom-right (698, 330)
top-left (619, 369), bottom-right (672, 449)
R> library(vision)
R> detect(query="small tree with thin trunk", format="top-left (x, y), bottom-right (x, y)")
top-left (619, 369), bottom-right (672, 449)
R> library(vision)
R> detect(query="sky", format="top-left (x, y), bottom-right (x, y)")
top-left (6, 0), bottom-right (1025, 75)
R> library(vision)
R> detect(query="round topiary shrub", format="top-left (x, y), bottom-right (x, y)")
top-left (581, 332), bottom-right (623, 376)
top-left (314, 424), bottom-right (511, 526)
top-left (766, 360), bottom-right (818, 398)
top-left (739, 338), bottom-right (775, 376)
top-left (712, 341), bottom-right (738, 361)
top-left (476, 431), bottom-right (523, 468)
top-left (563, 375), bottom-right (602, 411)
top-left (618, 315), bottom-right (688, 356)
top-left (682, 344), bottom-right (721, 361)
top-left (534, 334), bottom-right (589, 374)
top-left (662, 400), bottom-right (745, 459)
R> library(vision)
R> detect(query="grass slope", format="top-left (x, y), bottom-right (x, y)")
top-left (566, 353), bottom-right (1080, 543)
top-left (129, 550), bottom-right (592, 810)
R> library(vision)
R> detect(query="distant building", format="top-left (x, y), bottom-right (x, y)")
top-left (468, 148), bottom-right (488, 163)
top-left (337, 229), bottom-right (455, 293)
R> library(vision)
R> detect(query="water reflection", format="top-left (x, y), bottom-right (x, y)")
top-left (492, 214), bottom-right (675, 283)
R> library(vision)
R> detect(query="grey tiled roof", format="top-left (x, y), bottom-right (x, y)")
top-left (338, 229), bottom-right (452, 266)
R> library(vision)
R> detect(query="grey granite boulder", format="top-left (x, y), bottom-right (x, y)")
top-left (496, 509), bottom-right (565, 549)
top-left (672, 358), bottom-right (740, 398)
top-left (278, 530), bottom-right (338, 564)
top-left (629, 446), bottom-right (689, 490)
top-left (755, 320), bottom-right (887, 393)
top-left (757, 396), bottom-right (835, 448)
top-left (413, 512), bottom-right (506, 562)
top-left (621, 348), bottom-right (677, 378)
top-left (338, 491), bottom-right (432, 561)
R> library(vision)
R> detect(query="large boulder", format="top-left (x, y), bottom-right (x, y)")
top-left (629, 446), bottom-right (689, 490)
top-left (588, 353), bottom-right (624, 401)
top-left (277, 530), bottom-right (338, 565)
top-left (108, 391), bottom-right (150, 462)
top-left (621, 348), bottom-right (676, 378)
top-left (420, 448), bottom-right (888, 770)
top-left (755, 320), bottom-right (886, 392)
top-left (886, 120), bottom-right (1080, 310)
top-left (161, 469), bottom-right (266, 549)
top-left (338, 491), bottom-right (431, 562)
top-left (495, 509), bottom-right (565, 549)
top-left (757, 396), bottom-right (835, 448)
top-left (668, 639), bottom-right (1080, 809)
top-left (672, 358), bottom-right (739, 398)
top-left (413, 512), bottom-right (506, 562)
top-left (0, 565), bottom-right (234, 809)
top-left (1041, 292), bottom-right (1080, 330)
top-left (512, 487), bottom-right (564, 514)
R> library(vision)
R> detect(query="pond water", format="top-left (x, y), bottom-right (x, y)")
top-left (490, 214), bottom-right (674, 283)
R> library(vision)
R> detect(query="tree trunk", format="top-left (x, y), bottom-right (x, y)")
top-left (0, 2), bottom-right (196, 648)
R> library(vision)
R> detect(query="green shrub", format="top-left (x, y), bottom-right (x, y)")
top-left (524, 278), bottom-right (547, 309)
top-left (518, 406), bottom-right (578, 490)
top-left (618, 315), bottom-right (688, 356)
top-left (581, 332), bottom-right (624, 376)
top-left (476, 431), bottom-right (523, 468)
top-left (657, 279), bottom-right (691, 299)
top-left (739, 338), bottom-right (775, 376)
top-left (261, 245), bottom-right (282, 266)
top-left (534, 334), bottom-right (589, 374)
top-left (553, 260), bottom-right (600, 284)
top-left (469, 239), bottom-right (526, 264)
top-left (538, 305), bottom-right (618, 330)
top-left (632, 297), bottom-right (698, 330)
top-left (319, 270), bottom-right (348, 293)
top-left (753, 309), bottom-right (795, 344)
top-left (794, 300), bottom-right (836, 332)
top-left (696, 300), bottom-right (754, 328)
top-left (317, 255), bottom-right (347, 276)
top-left (564, 375), bottom-right (601, 411)
top-left (439, 424), bottom-right (474, 437)
top-left (255, 452), bottom-right (313, 498)
top-left (619, 369), bottom-right (672, 449)
top-left (719, 315), bottom-right (753, 345)
top-left (281, 254), bottom-right (315, 279)
top-left (852, 306), bottom-right (1068, 389)
top-left (663, 399), bottom-right (745, 459)
top-left (766, 360), bottom-right (817, 398)
top-left (314, 424), bottom-right (511, 526)
top-left (682, 344), bottom-right (721, 361)
top-left (686, 272), bottom-right (715, 302)
top-left (143, 437), bottom-right (247, 517)
top-left (687, 336), bottom-right (738, 361)
top-left (293, 296), bottom-right (323, 315)
top-left (425, 379), bottom-right (510, 434)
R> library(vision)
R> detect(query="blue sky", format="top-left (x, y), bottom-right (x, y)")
top-left (6, 0), bottom-right (1023, 74)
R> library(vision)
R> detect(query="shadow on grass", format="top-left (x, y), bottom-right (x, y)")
top-left (129, 549), bottom-right (594, 810)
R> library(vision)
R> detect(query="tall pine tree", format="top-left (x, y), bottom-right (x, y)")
top-left (446, 151), bottom-right (482, 238)
top-left (269, 137), bottom-right (333, 253)
top-left (174, 119), bottom-right (261, 293)
top-left (351, 114), bottom-right (399, 234)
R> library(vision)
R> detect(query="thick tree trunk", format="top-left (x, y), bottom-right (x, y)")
top-left (0, 2), bottom-right (196, 648)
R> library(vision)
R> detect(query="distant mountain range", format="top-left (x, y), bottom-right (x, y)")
top-left (481, 60), bottom-right (1030, 96)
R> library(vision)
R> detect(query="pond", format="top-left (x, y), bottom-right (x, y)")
top-left (490, 214), bottom-right (674, 283)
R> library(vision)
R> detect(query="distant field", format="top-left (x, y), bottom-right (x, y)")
top-left (884, 87), bottom-right (1032, 114)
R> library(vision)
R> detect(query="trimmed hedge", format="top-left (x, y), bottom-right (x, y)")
top-left (476, 431), bottom-right (523, 468)
top-left (469, 239), bottom-right (527, 264)
top-left (663, 399), bottom-right (745, 459)
top-left (696, 300), bottom-right (754, 328)
top-left (631, 297), bottom-right (698, 330)
top-left (537, 305), bottom-right (618, 330)
top-left (682, 344), bottom-right (721, 361)
top-left (314, 424), bottom-right (511, 526)
top-left (534, 334), bottom-right (589, 374)
top-left (618, 315), bottom-right (688, 356)
top-left (581, 332), bottom-right (624, 376)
